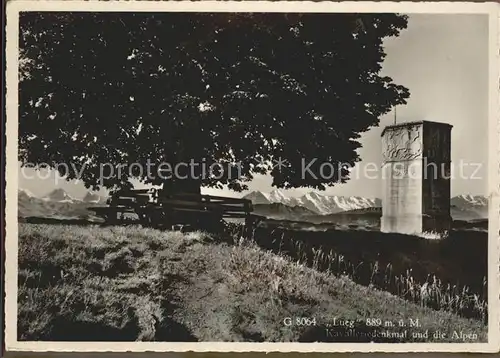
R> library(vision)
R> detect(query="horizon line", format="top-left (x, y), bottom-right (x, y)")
top-left (18, 187), bottom-right (489, 201)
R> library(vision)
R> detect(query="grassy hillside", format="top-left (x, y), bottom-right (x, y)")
top-left (250, 226), bottom-right (488, 321)
top-left (18, 223), bottom-right (486, 342)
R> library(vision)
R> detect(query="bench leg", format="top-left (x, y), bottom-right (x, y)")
top-left (104, 212), bottom-right (118, 225)
top-left (196, 212), bottom-right (223, 233)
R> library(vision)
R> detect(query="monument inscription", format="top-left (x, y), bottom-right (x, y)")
top-left (381, 121), bottom-right (452, 234)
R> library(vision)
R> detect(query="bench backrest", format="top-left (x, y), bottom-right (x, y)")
top-left (109, 189), bottom-right (253, 214)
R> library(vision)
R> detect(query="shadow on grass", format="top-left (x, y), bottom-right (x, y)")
top-left (149, 281), bottom-right (198, 342)
top-left (36, 316), bottom-right (140, 341)
top-left (154, 318), bottom-right (198, 342)
top-left (19, 307), bottom-right (198, 342)
top-left (19, 262), bottom-right (63, 289)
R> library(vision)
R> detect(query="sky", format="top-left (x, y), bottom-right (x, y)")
top-left (18, 13), bottom-right (489, 200)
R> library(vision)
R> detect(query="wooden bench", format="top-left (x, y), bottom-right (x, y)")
top-left (88, 189), bottom-right (257, 232)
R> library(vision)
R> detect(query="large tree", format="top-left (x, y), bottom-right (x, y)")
top-left (19, 12), bottom-right (410, 194)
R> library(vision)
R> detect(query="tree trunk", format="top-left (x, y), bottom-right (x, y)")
top-left (162, 178), bottom-right (202, 195)
top-left (161, 158), bottom-right (202, 195)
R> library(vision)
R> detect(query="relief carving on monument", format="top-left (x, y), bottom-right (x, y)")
top-left (382, 125), bottom-right (423, 162)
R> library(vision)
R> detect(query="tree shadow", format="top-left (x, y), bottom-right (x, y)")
top-left (153, 317), bottom-right (198, 342)
top-left (42, 316), bottom-right (140, 341)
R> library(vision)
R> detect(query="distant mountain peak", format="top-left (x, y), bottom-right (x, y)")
top-left (305, 190), bottom-right (324, 197)
top-left (451, 194), bottom-right (487, 207)
top-left (18, 188), bottom-right (36, 200)
top-left (242, 190), bottom-right (271, 205)
top-left (268, 189), bottom-right (288, 202)
top-left (19, 188), bottom-right (35, 196)
top-left (42, 188), bottom-right (76, 203)
top-left (82, 191), bottom-right (102, 203)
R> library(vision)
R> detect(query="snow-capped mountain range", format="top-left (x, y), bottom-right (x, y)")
top-left (243, 190), bottom-right (488, 216)
top-left (243, 189), bottom-right (381, 215)
top-left (450, 194), bottom-right (488, 208)
top-left (19, 188), bottom-right (106, 204)
top-left (18, 188), bottom-right (488, 220)
top-left (42, 188), bottom-right (77, 203)
top-left (18, 189), bottom-right (36, 201)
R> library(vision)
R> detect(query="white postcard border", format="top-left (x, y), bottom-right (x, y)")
top-left (4, 0), bottom-right (500, 353)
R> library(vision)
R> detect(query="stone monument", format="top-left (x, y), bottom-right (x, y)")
top-left (380, 120), bottom-right (452, 234)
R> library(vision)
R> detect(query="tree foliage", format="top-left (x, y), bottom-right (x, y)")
top-left (19, 12), bottom-right (410, 192)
